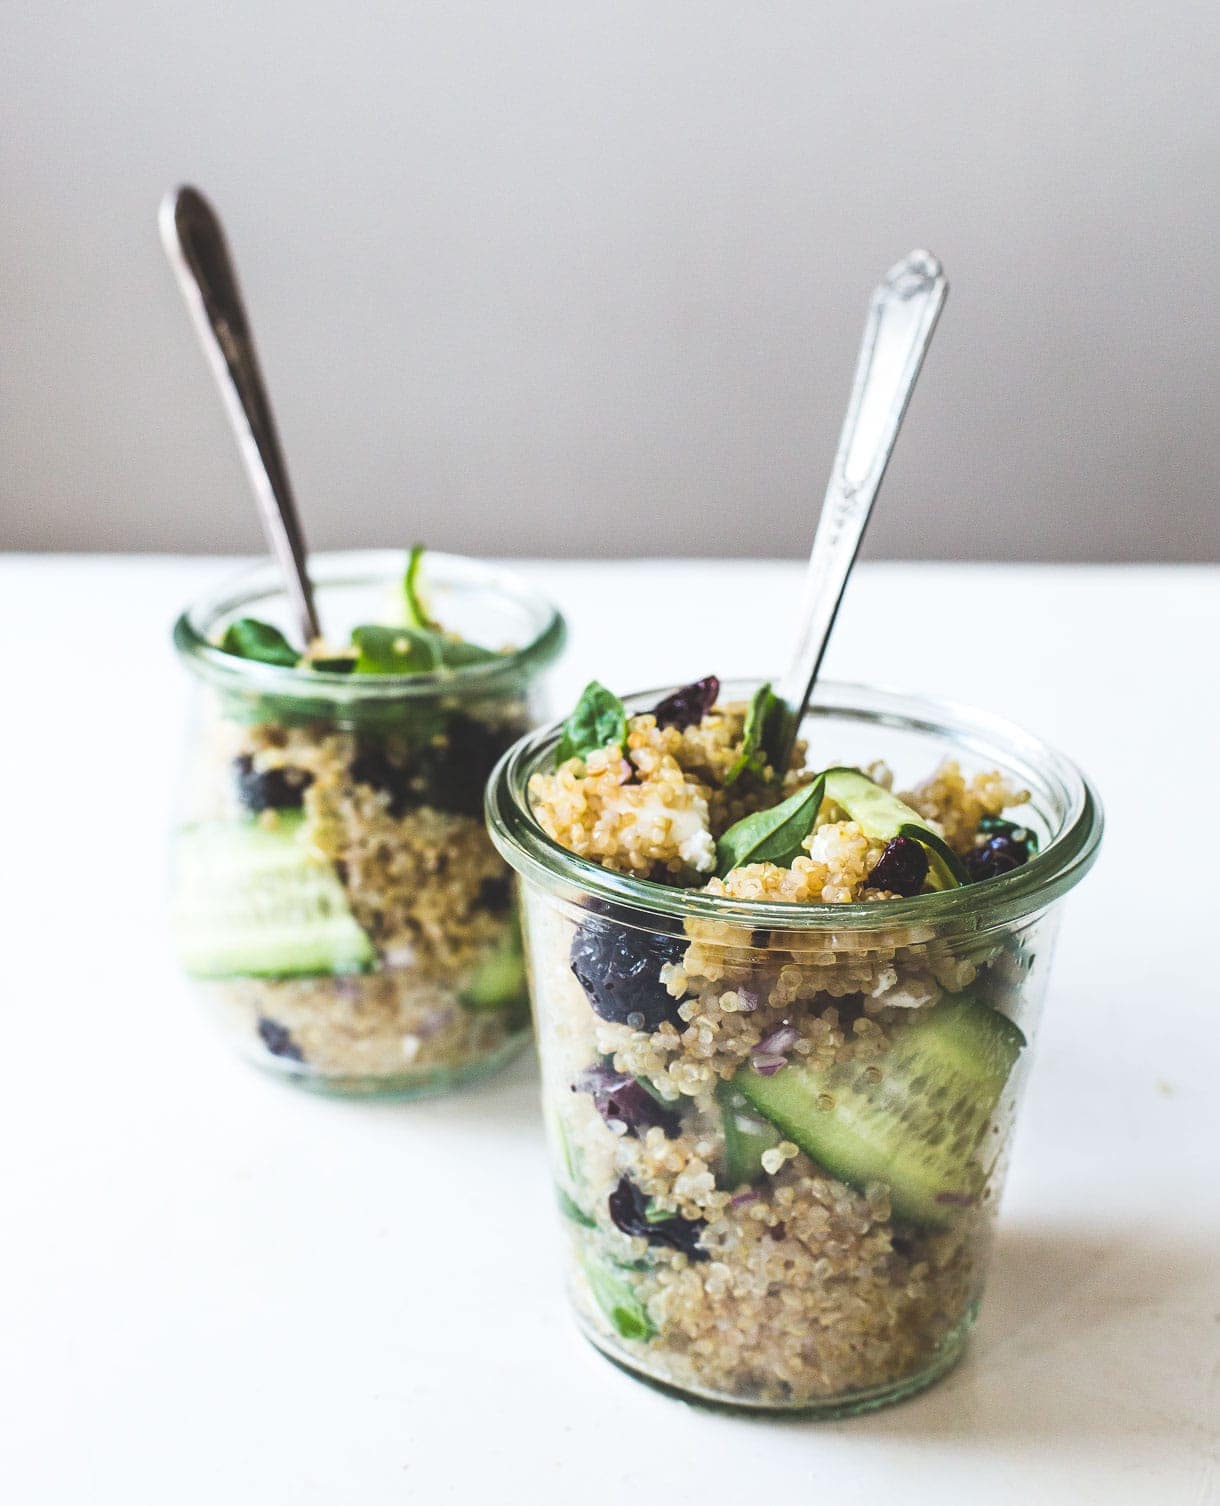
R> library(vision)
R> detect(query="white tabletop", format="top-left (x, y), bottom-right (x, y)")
top-left (3, 556), bottom-right (1217, 1506)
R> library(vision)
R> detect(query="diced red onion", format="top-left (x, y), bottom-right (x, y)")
top-left (416, 1007), bottom-right (456, 1039)
top-left (749, 1052), bottom-right (788, 1077)
top-left (757, 1024), bottom-right (799, 1055)
top-left (729, 1190), bottom-right (759, 1209)
top-left (572, 1066), bottom-right (633, 1095)
top-left (571, 1064), bottom-right (680, 1137)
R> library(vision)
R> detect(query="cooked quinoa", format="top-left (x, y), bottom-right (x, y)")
top-left (522, 678), bottom-right (1038, 1408)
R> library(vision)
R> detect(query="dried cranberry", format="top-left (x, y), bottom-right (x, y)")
top-left (233, 755), bottom-right (312, 813)
top-left (351, 715), bottom-right (513, 819)
top-left (979, 815), bottom-right (1038, 852)
top-left (257, 1017), bottom-right (304, 1062)
top-left (475, 875), bottom-right (514, 915)
top-left (415, 713), bottom-right (515, 817)
top-left (965, 833), bottom-right (1031, 883)
top-left (572, 1064), bottom-right (681, 1138)
top-left (569, 919), bottom-right (685, 1030)
top-left (652, 676), bottom-right (720, 730)
top-left (350, 741), bottom-right (415, 816)
top-left (608, 1176), bottom-right (708, 1261)
top-left (863, 835), bottom-right (929, 896)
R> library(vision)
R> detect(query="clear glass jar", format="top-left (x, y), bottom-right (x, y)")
top-left (487, 681), bottom-right (1102, 1414)
top-left (171, 549), bottom-right (564, 1097)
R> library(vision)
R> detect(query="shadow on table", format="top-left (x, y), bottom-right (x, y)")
top-left (839, 1220), bottom-right (1216, 1448)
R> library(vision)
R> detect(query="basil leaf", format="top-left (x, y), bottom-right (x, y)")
top-left (437, 638), bottom-right (500, 667)
top-left (556, 1187), bottom-right (596, 1228)
top-left (555, 681), bottom-right (628, 764)
top-left (579, 1251), bottom-right (656, 1342)
top-left (726, 681), bottom-right (779, 784)
top-left (403, 544), bottom-right (439, 630)
top-left (310, 655), bottom-right (357, 674)
top-left (220, 618), bottom-right (301, 667)
top-left (351, 624), bottom-right (442, 675)
top-left (715, 773), bottom-right (827, 877)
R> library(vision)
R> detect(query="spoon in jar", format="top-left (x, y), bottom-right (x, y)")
top-left (159, 185), bottom-right (322, 645)
top-left (768, 249), bottom-right (948, 769)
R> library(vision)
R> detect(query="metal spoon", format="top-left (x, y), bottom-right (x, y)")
top-left (769, 249), bottom-right (948, 767)
top-left (159, 185), bottom-right (321, 644)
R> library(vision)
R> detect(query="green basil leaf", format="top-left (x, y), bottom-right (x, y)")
top-left (402, 544), bottom-right (439, 630)
top-left (579, 1251), bottom-right (656, 1342)
top-left (351, 624), bottom-right (442, 675)
top-left (555, 680), bottom-right (628, 764)
top-left (715, 773), bottom-right (827, 877)
top-left (556, 1187), bottom-right (596, 1228)
top-left (726, 681), bottom-right (779, 784)
top-left (309, 655), bottom-right (357, 674)
top-left (437, 638), bottom-right (500, 667)
top-left (219, 618), bottom-right (301, 667)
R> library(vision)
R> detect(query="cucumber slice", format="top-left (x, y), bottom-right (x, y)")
top-left (735, 994), bottom-right (1025, 1226)
top-left (578, 1250), bottom-right (656, 1341)
top-left (172, 816), bottom-right (375, 979)
top-left (403, 544), bottom-right (439, 630)
top-left (716, 1082), bottom-right (782, 1187)
top-left (460, 921), bottom-right (529, 1012)
top-left (822, 768), bottom-right (966, 888)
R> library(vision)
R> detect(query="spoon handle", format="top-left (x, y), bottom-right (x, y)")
top-left (159, 186), bottom-right (321, 644)
top-left (771, 249), bottom-right (948, 763)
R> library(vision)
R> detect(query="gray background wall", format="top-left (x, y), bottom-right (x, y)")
top-left (3, 2), bottom-right (1217, 561)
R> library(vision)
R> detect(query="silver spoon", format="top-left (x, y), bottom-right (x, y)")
top-left (159, 185), bottom-right (321, 644)
top-left (770, 249), bottom-right (948, 767)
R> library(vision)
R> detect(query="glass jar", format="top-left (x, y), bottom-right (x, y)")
top-left (487, 681), bottom-right (1102, 1414)
top-left (171, 549), bottom-right (564, 1096)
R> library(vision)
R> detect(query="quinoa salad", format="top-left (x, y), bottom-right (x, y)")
top-left (171, 549), bottom-right (546, 1093)
top-left (514, 675), bottom-right (1046, 1410)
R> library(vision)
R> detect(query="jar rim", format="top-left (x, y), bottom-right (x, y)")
top-left (486, 679), bottom-right (1103, 934)
top-left (172, 548), bottom-right (566, 699)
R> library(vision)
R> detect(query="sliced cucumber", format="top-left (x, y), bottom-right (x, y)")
top-left (460, 920), bottom-right (529, 1012)
top-left (716, 1081), bottom-right (782, 1187)
top-left (822, 767), bottom-right (967, 888)
top-left (172, 816), bottom-right (375, 979)
top-left (735, 994), bottom-right (1025, 1226)
top-left (579, 1250), bottom-right (655, 1341)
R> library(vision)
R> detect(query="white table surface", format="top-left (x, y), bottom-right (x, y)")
top-left (2, 556), bottom-right (1217, 1506)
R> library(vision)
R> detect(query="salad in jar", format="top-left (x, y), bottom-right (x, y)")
top-left (171, 548), bottom-right (563, 1095)
top-left (487, 675), bottom-right (1100, 1411)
